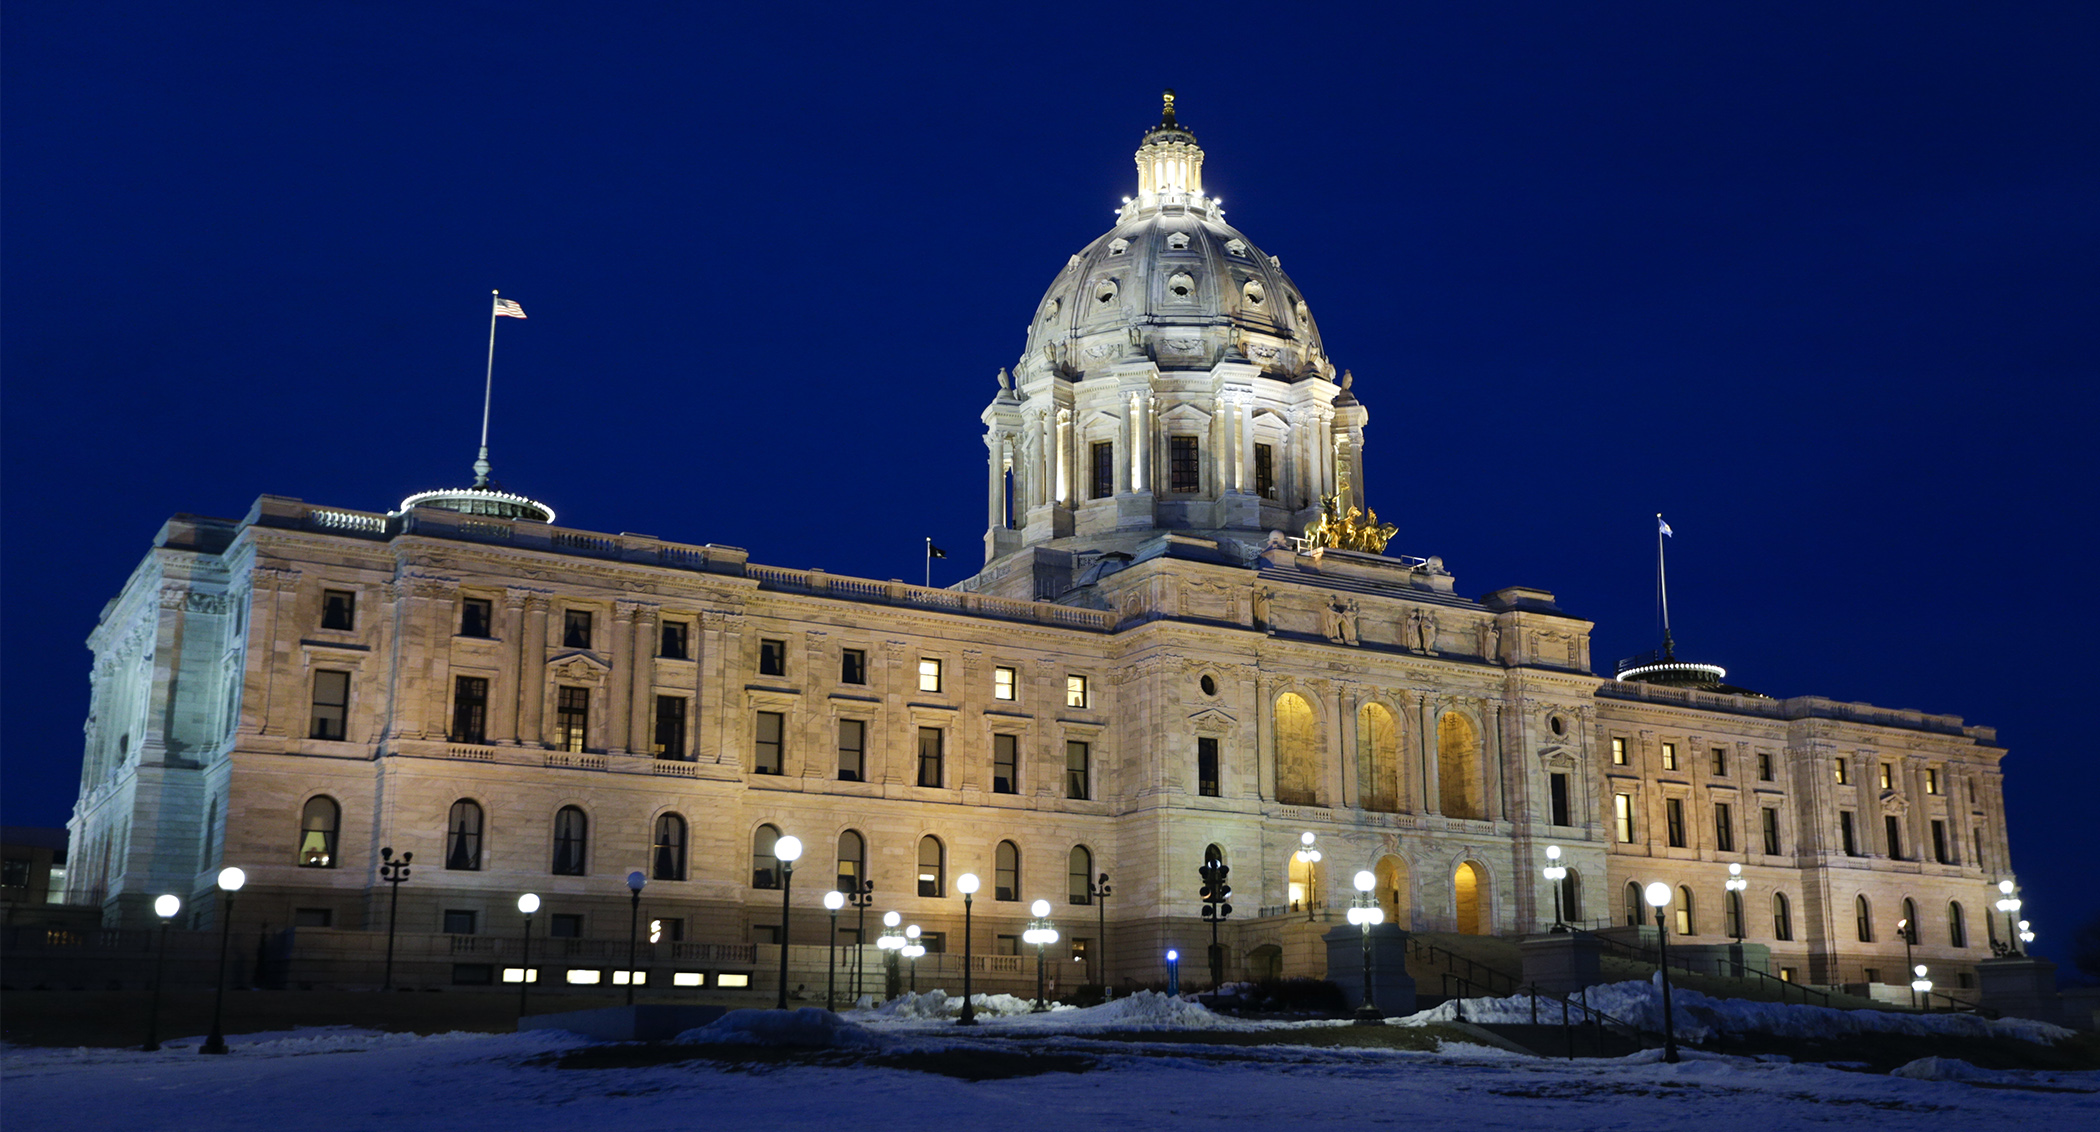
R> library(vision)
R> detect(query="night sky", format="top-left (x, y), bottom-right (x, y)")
top-left (6, 4), bottom-right (2095, 967)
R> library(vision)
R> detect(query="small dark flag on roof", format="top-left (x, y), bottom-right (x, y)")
top-left (927, 540), bottom-right (948, 559)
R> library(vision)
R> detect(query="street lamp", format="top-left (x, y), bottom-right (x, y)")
top-left (846, 880), bottom-right (875, 1003)
top-left (1995, 880), bottom-right (2023, 956)
top-left (516, 892), bottom-right (540, 1018)
top-left (1023, 898), bottom-right (1059, 1012)
top-left (1089, 872), bottom-right (1112, 990)
top-left (1293, 832), bottom-right (1322, 921)
top-left (1896, 916), bottom-right (1919, 1008)
top-left (903, 925), bottom-right (925, 992)
top-left (199, 867), bottom-right (246, 1055)
top-left (1165, 949), bottom-right (1181, 997)
top-left (1542, 846), bottom-right (1567, 933)
top-left (625, 871), bottom-right (646, 1006)
top-left (1911, 964), bottom-right (1933, 1011)
top-left (823, 890), bottom-right (846, 1011)
top-left (142, 893), bottom-right (181, 1051)
top-left (1725, 863), bottom-right (1748, 943)
top-left (1643, 881), bottom-right (1681, 1064)
top-left (878, 910), bottom-right (904, 1000)
top-left (773, 835), bottom-right (802, 1010)
top-left (1347, 869), bottom-right (1385, 1024)
top-left (379, 847), bottom-right (413, 990)
top-left (956, 872), bottom-right (980, 1025)
top-left (2018, 919), bottom-right (2035, 948)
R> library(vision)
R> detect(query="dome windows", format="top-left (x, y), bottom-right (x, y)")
top-left (1041, 298), bottom-right (1060, 322)
top-left (1166, 271), bottom-right (1196, 299)
top-left (1166, 231), bottom-right (1191, 251)
top-left (1095, 279), bottom-right (1119, 305)
top-left (1225, 239), bottom-right (1248, 257)
top-left (1108, 238), bottom-right (1129, 256)
top-left (1242, 281), bottom-right (1266, 306)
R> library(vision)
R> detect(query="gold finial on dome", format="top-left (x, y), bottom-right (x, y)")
top-left (1135, 90), bottom-right (1203, 198)
top-left (1161, 88), bottom-right (1177, 129)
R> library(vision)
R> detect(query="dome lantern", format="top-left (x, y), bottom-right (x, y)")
top-left (1132, 90), bottom-right (1209, 213)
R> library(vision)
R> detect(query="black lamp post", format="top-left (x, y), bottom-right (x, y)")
top-left (903, 926), bottom-right (924, 992)
top-left (1644, 882), bottom-right (1681, 1064)
top-left (1542, 846), bottom-right (1567, 933)
top-left (1023, 899), bottom-right (1058, 1012)
top-left (625, 871), bottom-right (646, 1006)
top-left (1348, 869), bottom-right (1385, 1024)
top-left (1725, 864), bottom-right (1748, 944)
top-left (1198, 855), bottom-right (1232, 989)
top-left (1293, 832), bottom-right (1321, 922)
top-left (1897, 916), bottom-right (1918, 1008)
top-left (773, 835), bottom-right (803, 1010)
top-left (847, 880), bottom-right (874, 1005)
top-left (200, 866), bottom-right (246, 1055)
top-left (956, 873), bottom-right (980, 1024)
top-left (379, 847), bottom-right (412, 990)
top-left (823, 890), bottom-right (845, 1011)
top-left (1089, 872), bottom-right (1112, 989)
top-left (516, 892), bottom-right (540, 1018)
top-left (142, 893), bottom-right (182, 1051)
top-left (1995, 880), bottom-right (2023, 956)
top-left (877, 911), bottom-right (904, 999)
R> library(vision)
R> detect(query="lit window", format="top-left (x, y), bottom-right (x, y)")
top-left (919, 658), bottom-right (943, 693)
top-left (1614, 793), bottom-right (1634, 843)
top-left (1066, 675), bottom-right (1089, 709)
top-left (674, 972), bottom-right (704, 987)
top-left (556, 686), bottom-right (588, 752)
top-left (1834, 758), bottom-right (1849, 785)
top-left (1879, 763), bottom-right (1893, 790)
top-left (717, 972), bottom-right (750, 988)
top-left (1675, 886), bottom-right (1695, 935)
top-left (321, 589), bottom-right (356, 631)
top-left (993, 666), bottom-right (1016, 701)
top-left (298, 796), bottom-right (339, 868)
top-left (310, 670), bottom-right (350, 740)
top-left (1661, 743), bottom-right (1677, 771)
top-left (1611, 737), bottom-right (1627, 766)
top-left (1926, 768), bottom-right (1940, 795)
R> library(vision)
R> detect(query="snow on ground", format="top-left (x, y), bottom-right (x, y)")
top-left (1397, 977), bottom-right (2077, 1045)
top-left (7, 1007), bottom-right (2097, 1132)
top-left (848, 989), bottom-right (1260, 1031)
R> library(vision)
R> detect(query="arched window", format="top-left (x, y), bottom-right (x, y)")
top-left (1676, 885), bottom-right (1695, 935)
top-left (652, 813), bottom-right (687, 881)
top-left (994, 840), bottom-right (1020, 902)
top-left (752, 824), bottom-right (783, 889)
top-left (1068, 845), bottom-right (1093, 905)
top-left (445, 800), bottom-right (483, 871)
top-left (1773, 892), bottom-right (1794, 941)
top-left (551, 806), bottom-right (587, 876)
top-left (1274, 693), bottom-right (1319, 806)
top-left (1948, 901), bottom-right (1968, 948)
top-left (917, 836), bottom-right (945, 897)
top-left (1626, 881), bottom-right (1644, 927)
top-left (1725, 889), bottom-right (1744, 939)
top-left (298, 796), bottom-right (339, 868)
top-left (1454, 862), bottom-right (1485, 935)
top-left (1561, 868), bottom-right (1583, 924)
top-left (1357, 703), bottom-right (1401, 813)
top-left (1900, 897), bottom-right (1919, 942)
top-left (1437, 713), bottom-right (1485, 820)
top-left (836, 830), bottom-right (865, 893)
top-left (1375, 855), bottom-right (1411, 928)
top-left (1855, 894), bottom-right (1874, 942)
top-left (1204, 843), bottom-right (1226, 868)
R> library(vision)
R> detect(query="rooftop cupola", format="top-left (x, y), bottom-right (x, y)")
top-left (1130, 90), bottom-right (1210, 214)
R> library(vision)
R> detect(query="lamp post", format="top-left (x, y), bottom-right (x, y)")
top-left (1542, 846), bottom-right (1567, 933)
top-left (2018, 919), bottom-right (2035, 949)
top-left (1089, 871), bottom-right (1112, 990)
top-left (142, 893), bottom-right (181, 1052)
top-left (1293, 832), bottom-right (1322, 921)
top-left (1643, 881), bottom-right (1681, 1064)
top-left (956, 872), bottom-right (980, 1025)
top-left (823, 890), bottom-right (846, 1012)
top-left (625, 871), bottom-right (646, 1006)
top-left (199, 867), bottom-right (247, 1055)
top-left (846, 880), bottom-right (874, 1003)
top-left (1724, 863), bottom-right (1747, 944)
top-left (877, 911), bottom-right (904, 1000)
top-left (378, 847), bottom-right (413, 990)
top-left (903, 925), bottom-right (925, 992)
top-left (1198, 853), bottom-right (1232, 989)
top-left (1166, 949), bottom-right (1181, 997)
top-left (1347, 869), bottom-right (1385, 1024)
top-left (516, 892), bottom-right (540, 1018)
top-left (773, 835), bottom-right (802, 1010)
top-left (1896, 915), bottom-right (1918, 1008)
top-left (1023, 898), bottom-right (1059, 1012)
top-left (1995, 880), bottom-right (2023, 956)
top-left (1910, 964), bottom-right (1933, 1011)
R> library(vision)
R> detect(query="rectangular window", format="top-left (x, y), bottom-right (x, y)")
top-left (1762, 808), bottom-right (1782, 855)
top-left (1757, 752), bottom-right (1773, 781)
top-left (1197, 736), bottom-right (1220, 797)
top-left (294, 908), bottom-right (332, 928)
top-left (556, 686), bottom-right (589, 752)
top-left (1884, 814), bottom-right (1903, 860)
top-left (1879, 762), bottom-right (1893, 790)
top-left (310, 670), bottom-right (350, 740)
top-left (1710, 747), bottom-right (1728, 776)
top-left (1169, 435), bottom-right (1199, 493)
top-left (1714, 802), bottom-right (1734, 853)
top-left (918, 658), bottom-right (942, 693)
top-left (1665, 798), bottom-right (1687, 848)
top-left (1932, 819), bottom-right (1949, 864)
top-left (1066, 675), bottom-right (1089, 709)
top-left (659, 621), bottom-right (689, 659)
top-left (550, 914), bottom-right (584, 939)
top-left (1779, 967), bottom-right (1796, 984)
top-left (1661, 742), bottom-right (1678, 771)
top-left (837, 719), bottom-right (865, 782)
top-left (1548, 773), bottom-right (1570, 826)
top-left (460, 598), bottom-right (493, 638)
top-left (1834, 757), bottom-right (1849, 785)
top-left (1254, 443), bottom-right (1276, 499)
top-left (995, 934), bottom-right (1021, 956)
top-left (992, 734), bottom-right (1018, 794)
top-left (321, 589), bottom-right (356, 631)
top-left (1926, 768), bottom-right (1940, 795)
top-left (653, 696), bottom-right (687, 758)
top-left (443, 910), bottom-right (478, 935)
top-left (1614, 793), bottom-right (1634, 843)
top-left (754, 711), bottom-right (784, 775)
top-left (759, 638), bottom-right (787, 677)
top-left (1065, 740), bottom-right (1090, 801)
top-left (1611, 737), bottom-right (1627, 766)
top-left (993, 666), bottom-right (1015, 701)
top-left (562, 609), bottom-right (593, 649)
top-left (1091, 441), bottom-right (1114, 500)
top-left (840, 648), bottom-right (867, 685)
top-left (651, 917), bottom-right (684, 943)
top-left (916, 727), bottom-right (943, 787)
top-left (451, 676), bottom-right (488, 743)
top-left (1863, 967), bottom-right (1881, 984)
top-left (1839, 811), bottom-right (1858, 856)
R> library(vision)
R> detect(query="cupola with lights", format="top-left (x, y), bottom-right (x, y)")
top-left (1613, 515), bottom-right (1762, 696)
top-left (395, 291), bottom-right (555, 524)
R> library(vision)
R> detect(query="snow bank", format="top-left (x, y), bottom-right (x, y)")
top-left (853, 989), bottom-right (1257, 1032)
top-left (676, 1007), bottom-right (881, 1048)
top-left (1401, 979), bottom-right (2075, 1045)
top-left (868, 990), bottom-right (1046, 1020)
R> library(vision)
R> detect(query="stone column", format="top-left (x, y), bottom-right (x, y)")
top-left (607, 603), bottom-right (635, 753)
top-left (986, 433), bottom-right (1006, 529)
top-left (494, 591), bottom-right (525, 743)
top-left (251, 567), bottom-right (297, 737)
top-left (1057, 407), bottom-right (1073, 506)
top-left (699, 610), bottom-right (740, 764)
top-left (518, 595), bottom-right (548, 746)
top-left (629, 605), bottom-right (657, 755)
top-left (1113, 403), bottom-right (1131, 494)
top-left (1336, 685), bottom-right (1359, 809)
top-left (1238, 397), bottom-right (1256, 494)
top-left (1037, 409), bottom-right (1055, 508)
top-left (1420, 696), bottom-right (1442, 816)
top-left (1485, 701), bottom-right (1506, 823)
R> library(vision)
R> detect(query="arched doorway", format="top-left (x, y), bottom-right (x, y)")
top-left (1437, 714), bottom-right (1483, 819)
top-left (1358, 703), bottom-right (1401, 813)
top-left (1374, 854), bottom-right (1410, 928)
top-left (1454, 862), bottom-right (1485, 935)
top-left (1248, 944), bottom-right (1283, 982)
top-left (1275, 693), bottom-right (1319, 806)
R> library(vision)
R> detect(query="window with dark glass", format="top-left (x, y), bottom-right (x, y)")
top-left (759, 638), bottom-right (787, 677)
top-left (995, 840), bottom-right (1020, 901)
top-left (1065, 741), bottom-right (1090, 801)
top-left (653, 696), bottom-right (686, 758)
top-left (298, 796), bottom-right (339, 867)
top-left (452, 676), bottom-right (489, 743)
top-left (659, 621), bottom-right (689, 659)
top-left (1932, 819), bottom-right (1949, 864)
top-left (752, 824), bottom-right (783, 889)
top-left (550, 914), bottom-right (584, 939)
top-left (1169, 435), bottom-right (1200, 493)
top-left (552, 805), bottom-right (587, 875)
top-left (443, 910), bottom-right (477, 935)
top-left (653, 813), bottom-right (687, 881)
top-left (1710, 747), bottom-right (1728, 776)
top-left (917, 835), bottom-right (945, 897)
top-left (1948, 901), bottom-right (1967, 948)
top-left (321, 589), bottom-right (356, 631)
top-left (916, 727), bottom-right (943, 787)
top-left (1855, 894), bottom-right (1873, 942)
top-left (1091, 441), bottom-right (1114, 500)
top-left (310, 670), bottom-right (350, 740)
top-left (1773, 892), bottom-right (1793, 940)
top-left (1762, 807), bottom-right (1782, 855)
top-left (556, 686), bottom-right (589, 752)
top-left (1068, 845), bottom-right (1093, 906)
top-left (1725, 891), bottom-right (1744, 938)
top-left (1549, 773), bottom-right (1570, 826)
top-left (1714, 802), bottom-right (1734, 853)
top-left (837, 719), bottom-right (865, 781)
top-left (1197, 736), bottom-right (1220, 797)
top-left (1839, 810), bottom-right (1859, 855)
top-left (1757, 752), bottom-right (1773, 781)
top-left (836, 830), bottom-right (864, 892)
top-left (840, 648), bottom-right (867, 685)
top-left (293, 908), bottom-right (332, 928)
top-left (754, 711), bottom-right (784, 775)
top-left (1665, 798), bottom-right (1686, 848)
top-left (1254, 443), bottom-right (1275, 499)
top-left (460, 598), bottom-right (493, 638)
top-left (1884, 814), bottom-right (1904, 860)
top-left (445, 799), bottom-right (483, 871)
top-left (992, 733), bottom-right (1018, 794)
top-left (562, 609), bottom-right (593, 649)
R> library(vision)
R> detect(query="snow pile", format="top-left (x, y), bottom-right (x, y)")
top-left (868, 990), bottom-right (1047, 1020)
top-left (1402, 979), bottom-right (2075, 1045)
top-left (676, 1007), bottom-right (881, 1048)
top-left (1054, 989), bottom-right (1249, 1031)
top-left (1891, 1056), bottom-right (2011, 1083)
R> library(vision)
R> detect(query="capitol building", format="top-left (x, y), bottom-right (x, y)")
top-left (65, 96), bottom-right (2015, 996)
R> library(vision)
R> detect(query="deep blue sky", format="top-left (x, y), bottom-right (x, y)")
top-left (6, 4), bottom-right (2095, 967)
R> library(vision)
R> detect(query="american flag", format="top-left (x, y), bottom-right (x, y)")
top-left (493, 297), bottom-right (527, 319)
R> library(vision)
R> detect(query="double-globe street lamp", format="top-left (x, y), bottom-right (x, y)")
top-left (1642, 881), bottom-right (1682, 1064)
top-left (878, 910), bottom-right (905, 999)
top-left (1088, 872), bottom-right (1112, 989)
top-left (1542, 846), bottom-right (1567, 933)
top-left (772, 835), bottom-right (803, 1010)
top-left (200, 866), bottom-right (246, 1055)
top-left (957, 872), bottom-right (981, 1025)
top-left (846, 880), bottom-right (875, 1003)
top-left (1896, 914), bottom-right (1920, 1008)
top-left (1725, 863), bottom-right (1748, 943)
top-left (1994, 879), bottom-right (2025, 956)
top-left (625, 871), bottom-right (647, 1005)
top-left (142, 893), bottom-right (182, 1052)
top-left (1346, 869), bottom-right (1385, 1024)
top-left (903, 925), bottom-right (925, 992)
top-left (1023, 899), bottom-right (1059, 1012)
top-left (823, 890), bottom-right (846, 1011)
top-left (1293, 832), bottom-right (1322, 921)
top-left (1910, 964), bottom-right (1934, 1010)
top-left (517, 892), bottom-right (540, 1018)
top-left (379, 847), bottom-right (413, 990)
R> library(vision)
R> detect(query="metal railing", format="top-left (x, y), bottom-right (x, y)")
top-left (1587, 931), bottom-right (1834, 1007)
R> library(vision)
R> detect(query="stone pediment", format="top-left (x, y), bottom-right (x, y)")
top-left (1158, 402), bottom-right (1213, 427)
top-left (1187, 706), bottom-right (1239, 729)
top-left (547, 651), bottom-right (609, 682)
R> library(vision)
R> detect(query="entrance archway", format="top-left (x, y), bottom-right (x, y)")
top-left (1375, 854), bottom-right (1410, 928)
top-left (1454, 861), bottom-right (1485, 935)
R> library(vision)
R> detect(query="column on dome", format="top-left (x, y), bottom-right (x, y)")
top-left (985, 433), bottom-right (1008, 529)
top-left (1056, 407), bottom-right (1073, 506)
top-left (1112, 406), bottom-right (1130, 495)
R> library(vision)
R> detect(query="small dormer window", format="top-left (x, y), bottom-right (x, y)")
top-left (1167, 271), bottom-right (1195, 298)
top-left (1042, 298), bottom-right (1060, 321)
top-left (1226, 239), bottom-right (1247, 257)
top-left (1095, 279), bottom-right (1118, 304)
top-left (1108, 238), bottom-right (1129, 256)
top-left (1167, 232), bottom-right (1191, 251)
top-left (1242, 281), bottom-right (1266, 305)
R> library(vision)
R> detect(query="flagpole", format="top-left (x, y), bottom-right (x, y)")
top-left (925, 537), bottom-right (932, 588)
top-left (476, 290), bottom-right (500, 487)
top-left (1656, 513), bottom-right (1673, 658)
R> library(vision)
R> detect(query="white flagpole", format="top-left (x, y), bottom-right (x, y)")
top-left (1656, 513), bottom-right (1673, 655)
top-left (925, 537), bottom-right (932, 588)
top-left (475, 290), bottom-right (500, 487)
